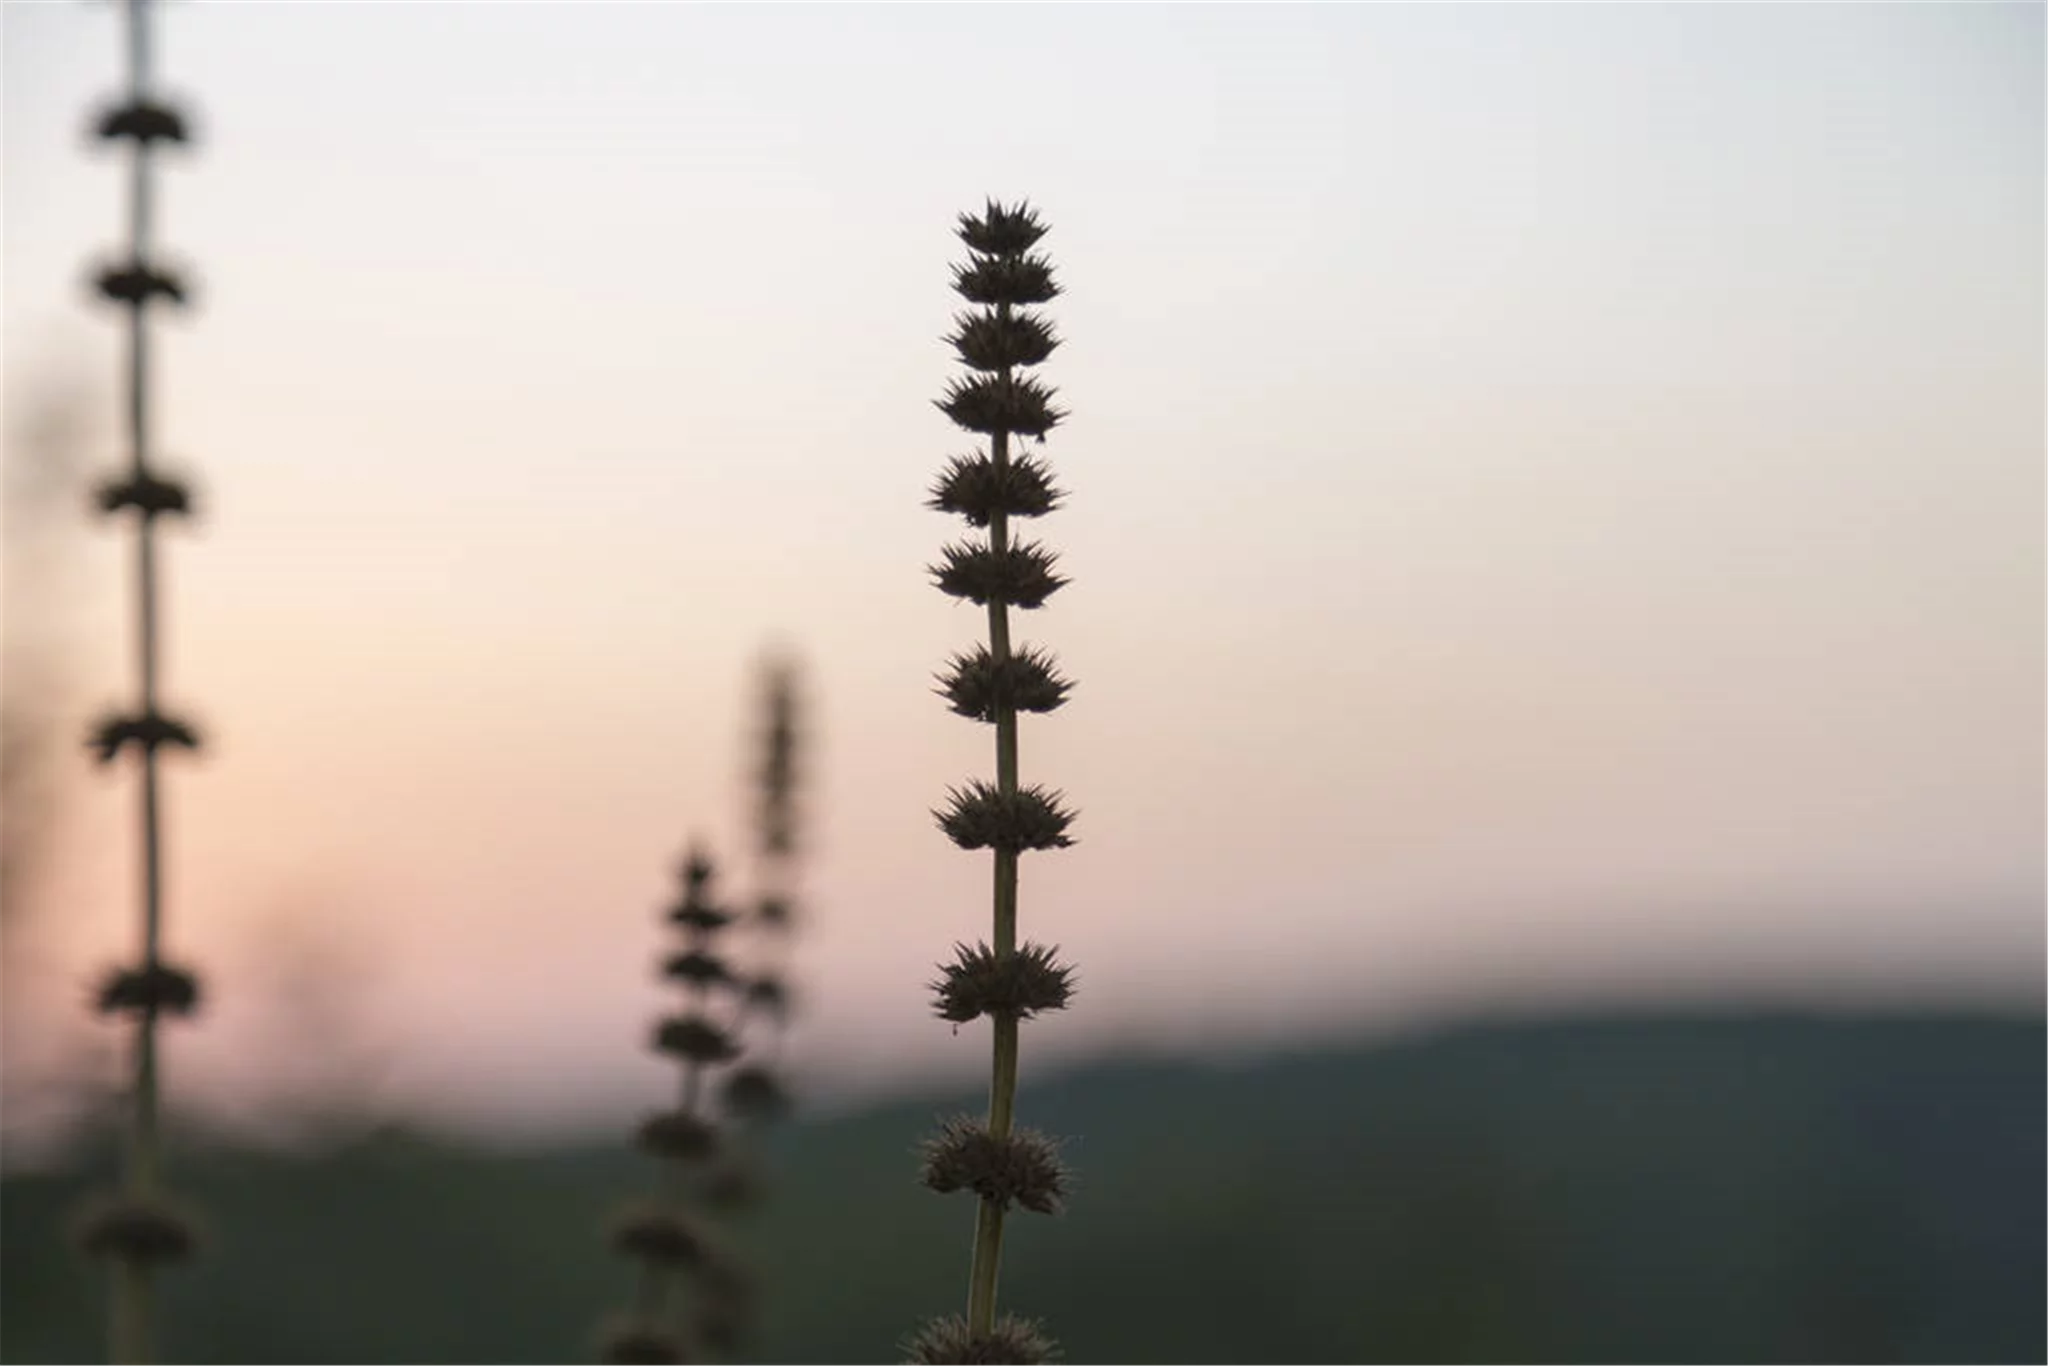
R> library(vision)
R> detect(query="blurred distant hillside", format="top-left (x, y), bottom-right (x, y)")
top-left (4, 1011), bottom-right (2041, 1364)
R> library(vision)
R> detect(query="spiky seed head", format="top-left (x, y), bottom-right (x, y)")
top-left (930, 541), bottom-right (1066, 610)
top-left (96, 98), bottom-right (190, 145)
top-left (667, 900), bottom-right (735, 934)
top-left (742, 972), bottom-right (793, 1021)
top-left (931, 942), bottom-right (1074, 1024)
top-left (937, 645), bottom-right (1072, 723)
top-left (928, 453), bottom-right (1063, 527)
top-left (680, 847), bottom-right (716, 890)
top-left (957, 200), bottom-right (1051, 257)
top-left (667, 845), bottom-right (732, 934)
top-left (950, 253), bottom-right (1061, 308)
top-left (92, 262), bottom-right (188, 308)
top-left (594, 1316), bottom-right (688, 1365)
top-left (93, 962), bottom-right (202, 1018)
top-left (920, 1116), bottom-right (1068, 1214)
top-left (935, 782), bottom-right (1076, 852)
top-left (88, 709), bottom-right (201, 765)
top-left (903, 1313), bottom-right (1058, 1365)
top-left (608, 1202), bottom-right (706, 1267)
top-left (95, 471), bottom-right (192, 519)
top-left (635, 1109), bottom-right (720, 1163)
top-left (720, 1063), bottom-right (792, 1124)
top-left (948, 311), bottom-right (1060, 373)
top-left (652, 1014), bottom-right (741, 1066)
top-left (937, 374), bottom-right (1065, 439)
top-left (755, 894), bottom-right (795, 930)
top-left (663, 949), bottom-right (734, 990)
top-left (71, 1192), bottom-right (201, 1266)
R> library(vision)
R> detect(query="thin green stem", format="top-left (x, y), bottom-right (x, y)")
top-left (966, 1195), bottom-right (1005, 1333)
top-left (111, 1262), bottom-right (152, 1365)
top-left (966, 1002), bottom-right (1020, 1332)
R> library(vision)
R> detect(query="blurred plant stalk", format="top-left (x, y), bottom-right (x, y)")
top-left (71, 1), bottom-right (210, 1359)
top-left (600, 657), bottom-right (811, 1362)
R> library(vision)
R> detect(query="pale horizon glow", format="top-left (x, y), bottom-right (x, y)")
top-left (2, 3), bottom-right (2041, 1153)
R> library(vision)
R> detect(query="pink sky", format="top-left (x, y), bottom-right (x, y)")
top-left (2, 2), bottom-right (2040, 1153)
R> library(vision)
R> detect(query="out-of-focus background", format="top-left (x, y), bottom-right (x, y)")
top-left (3, 4), bottom-right (2041, 1363)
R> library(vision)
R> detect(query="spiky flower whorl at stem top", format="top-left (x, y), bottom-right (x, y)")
top-left (913, 198), bottom-right (1081, 1352)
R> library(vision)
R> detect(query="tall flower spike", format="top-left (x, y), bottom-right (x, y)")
top-left (601, 841), bottom-right (752, 1361)
top-left (909, 199), bottom-right (1076, 1360)
top-left (689, 652), bottom-right (812, 1357)
top-left (72, 2), bottom-right (211, 1360)
top-left (603, 664), bottom-right (812, 1363)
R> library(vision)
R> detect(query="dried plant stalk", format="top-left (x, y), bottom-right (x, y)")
top-left (910, 200), bottom-right (1077, 1365)
top-left (73, 2), bottom-right (211, 1360)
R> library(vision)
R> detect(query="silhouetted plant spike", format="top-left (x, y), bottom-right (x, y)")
top-left (721, 654), bottom-right (806, 1121)
top-left (908, 199), bottom-right (1076, 1365)
top-left (70, 1), bottom-right (209, 1361)
top-left (601, 845), bottom-right (768, 1365)
top-left (689, 653), bottom-right (812, 1355)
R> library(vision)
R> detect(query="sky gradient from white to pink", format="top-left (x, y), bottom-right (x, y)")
top-left (2, 2), bottom-right (2041, 1149)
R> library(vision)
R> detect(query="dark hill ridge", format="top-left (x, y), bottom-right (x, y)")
top-left (4, 1010), bottom-right (2041, 1363)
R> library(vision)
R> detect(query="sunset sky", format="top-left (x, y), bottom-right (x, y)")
top-left (3, 2), bottom-right (2041, 1150)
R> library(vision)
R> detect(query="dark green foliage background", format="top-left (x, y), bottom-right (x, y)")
top-left (4, 1013), bottom-right (2041, 1363)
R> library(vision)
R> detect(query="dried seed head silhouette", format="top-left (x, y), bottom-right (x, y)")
top-left (601, 656), bottom-right (809, 1363)
top-left (70, 1), bottom-right (212, 1360)
top-left (907, 199), bottom-right (1078, 1364)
